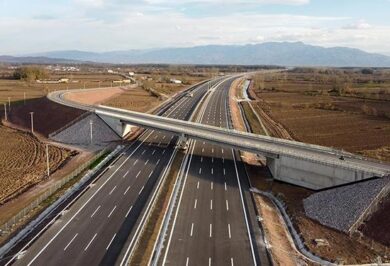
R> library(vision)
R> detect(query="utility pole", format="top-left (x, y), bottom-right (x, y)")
top-left (3, 103), bottom-right (7, 121)
top-left (46, 144), bottom-right (50, 177)
top-left (90, 119), bottom-right (93, 145)
top-left (83, 82), bottom-right (86, 90)
top-left (30, 112), bottom-right (34, 134)
top-left (8, 97), bottom-right (11, 111)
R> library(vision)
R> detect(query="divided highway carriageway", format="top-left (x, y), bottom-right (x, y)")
top-left (8, 78), bottom-right (234, 266)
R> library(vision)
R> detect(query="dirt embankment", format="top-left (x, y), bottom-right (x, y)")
top-left (247, 164), bottom-right (389, 264)
top-left (359, 193), bottom-right (390, 247)
top-left (9, 97), bottom-right (85, 137)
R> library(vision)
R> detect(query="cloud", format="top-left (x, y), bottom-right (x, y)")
top-left (145, 0), bottom-right (309, 4)
top-left (73, 0), bottom-right (105, 8)
top-left (0, 1), bottom-right (389, 55)
top-left (343, 20), bottom-right (372, 30)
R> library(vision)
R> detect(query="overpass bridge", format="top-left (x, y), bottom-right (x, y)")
top-left (48, 87), bottom-right (390, 190)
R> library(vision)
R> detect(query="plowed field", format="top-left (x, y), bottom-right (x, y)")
top-left (0, 126), bottom-right (71, 204)
top-left (250, 70), bottom-right (390, 162)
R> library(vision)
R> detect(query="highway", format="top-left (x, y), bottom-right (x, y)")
top-left (9, 79), bottom-right (221, 266)
top-left (159, 78), bottom-right (270, 265)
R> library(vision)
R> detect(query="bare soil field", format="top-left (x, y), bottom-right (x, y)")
top-left (0, 125), bottom-right (72, 205)
top-left (63, 86), bottom-right (127, 106)
top-left (250, 69), bottom-right (390, 162)
top-left (105, 87), bottom-right (163, 113)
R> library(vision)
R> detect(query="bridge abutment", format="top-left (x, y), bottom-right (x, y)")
top-left (97, 114), bottom-right (134, 137)
top-left (266, 155), bottom-right (378, 190)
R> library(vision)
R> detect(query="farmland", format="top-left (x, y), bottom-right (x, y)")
top-left (235, 69), bottom-right (390, 264)
top-left (249, 68), bottom-right (390, 162)
top-left (105, 72), bottom-right (209, 112)
top-left (0, 69), bottom-right (124, 105)
top-left (0, 125), bottom-right (71, 205)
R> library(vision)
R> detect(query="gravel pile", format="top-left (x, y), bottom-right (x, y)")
top-left (51, 113), bottom-right (121, 148)
top-left (303, 176), bottom-right (390, 232)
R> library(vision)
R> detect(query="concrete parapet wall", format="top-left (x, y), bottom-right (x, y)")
top-left (268, 155), bottom-right (378, 190)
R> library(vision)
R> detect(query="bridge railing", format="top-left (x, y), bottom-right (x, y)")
top-left (95, 106), bottom-right (390, 175)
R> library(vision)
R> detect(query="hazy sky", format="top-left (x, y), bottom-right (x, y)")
top-left (1, 0), bottom-right (390, 54)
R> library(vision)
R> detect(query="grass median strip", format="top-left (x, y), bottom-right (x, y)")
top-left (130, 151), bottom-right (184, 265)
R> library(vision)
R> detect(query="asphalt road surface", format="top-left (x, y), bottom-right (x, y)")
top-left (159, 78), bottom-right (270, 266)
top-left (10, 79), bottom-right (219, 266)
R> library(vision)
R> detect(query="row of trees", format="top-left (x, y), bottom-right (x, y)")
top-left (13, 66), bottom-right (48, 81)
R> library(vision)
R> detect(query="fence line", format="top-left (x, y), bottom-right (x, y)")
top-left (0, 148), bottom-right (107, 235)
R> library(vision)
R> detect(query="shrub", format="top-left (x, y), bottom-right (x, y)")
top-left (13, 66), bottom-right (48, 81)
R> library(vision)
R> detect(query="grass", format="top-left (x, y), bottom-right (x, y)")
top-left (240, 102), bottom-right (266, 135)
top-left (88, 152), bottom-right (110, 169)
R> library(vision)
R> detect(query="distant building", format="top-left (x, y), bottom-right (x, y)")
top-left (36, 78), bottom-right (69, 84)
top-left (128, 72), bottom-right (135, 76)
top-left (170, 79), bottom-right (182, 84)
top-left (107, 69), bottom-right (114, 74)
top-left (59, 78), bottom-right (69, 83)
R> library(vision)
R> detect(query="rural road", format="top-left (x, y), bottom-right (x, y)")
top-left (10, 79), bottom-right (221, 266)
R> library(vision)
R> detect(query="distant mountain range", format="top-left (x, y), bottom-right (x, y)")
top-left (0, 55), bottom-right (83, 64)
top-left (2, 42), bottom-right (390, 67)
